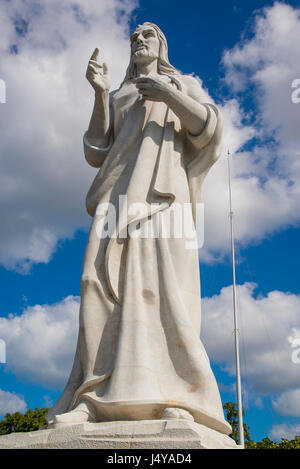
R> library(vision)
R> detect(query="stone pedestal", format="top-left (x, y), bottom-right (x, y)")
top-left (0, 419), bottom-right (241, 449)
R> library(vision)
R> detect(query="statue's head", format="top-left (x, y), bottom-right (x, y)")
top-left (122, 22), bottom-right (179, 82)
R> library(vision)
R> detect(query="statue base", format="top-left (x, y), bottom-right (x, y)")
top-left (0, 419), bottom-right (241, 449)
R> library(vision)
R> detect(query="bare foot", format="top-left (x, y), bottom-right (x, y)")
top-left (161, 407), bottom-right (194, 421)
top-left (54, 400), bottom-right (96, 425)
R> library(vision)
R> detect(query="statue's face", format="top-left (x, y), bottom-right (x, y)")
top-left (130, 25), bottom-right (160, 64)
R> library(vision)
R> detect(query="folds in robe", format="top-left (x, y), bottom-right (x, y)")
top-left (46, 74), bottom-right (231, 436)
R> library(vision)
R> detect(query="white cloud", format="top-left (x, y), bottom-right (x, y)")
top-left (254, 397), bottom-right (263, 409)
top-left (0, 296), bottom-right (80, 388)
top-left (1, 1), bottom-right (300, 269)
top-left (202, 281), bottom-right (300, 433)
top-left (272, 389), bottom-right (300, 418)
top-left (43, 395), bottom-right (53, 408)
top-left (0, 389), bottom-right (27, 416)
top-left (269, 423), bottom-right (300, 441)
top-left (0, 0), bottom-right (137, 271)
top-left (1, 283), bottom-right (299, 405)
top-left (200, 99), bottom-right (255, 261)
top-left (223, 1), bottom-right (300, 157)
top-left (201, 283), bottom-right (300, 395)
top-left (200, 2), bottom-right (300, 260)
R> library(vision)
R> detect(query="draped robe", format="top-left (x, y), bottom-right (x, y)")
top-left (46, 75), bottom-right (231, 435)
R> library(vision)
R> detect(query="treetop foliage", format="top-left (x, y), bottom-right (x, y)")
top-left (223, 402), bottom-right (300, 449)
top-left (0, 407), bottom-right (49, 435)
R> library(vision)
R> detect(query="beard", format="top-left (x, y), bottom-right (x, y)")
top-left (133, 48), bottom-right (158, 64)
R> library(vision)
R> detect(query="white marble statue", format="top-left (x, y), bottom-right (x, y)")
top-left (46, 22), bottom-right (231, 436)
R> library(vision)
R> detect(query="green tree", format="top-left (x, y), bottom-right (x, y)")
top-left (0, 407), bottom-right (49, 435)
top-left (223, 402), bottom-right (252, 445)
top-left (223, 402), bottom-right (300, 449)
top-left (246, 436), bottom-right (300, 449)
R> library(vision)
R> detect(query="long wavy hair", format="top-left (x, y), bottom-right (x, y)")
top-left (121, 22), bottom-right (180, 84)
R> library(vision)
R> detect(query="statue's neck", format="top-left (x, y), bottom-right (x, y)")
top-left (135, 59), bottom-right (158, 77)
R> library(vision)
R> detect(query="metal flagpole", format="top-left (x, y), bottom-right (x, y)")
top-left (227, 149), bottom-right (245, 447)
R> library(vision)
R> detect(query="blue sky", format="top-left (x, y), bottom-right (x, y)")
top-left (0, 0), bottom-right (300, 442)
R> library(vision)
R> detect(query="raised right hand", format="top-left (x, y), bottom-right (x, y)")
top-left (86, 48), bottom-right (110, 93)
